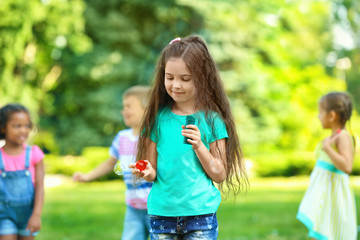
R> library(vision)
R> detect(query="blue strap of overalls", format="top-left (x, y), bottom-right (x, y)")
top-left (0, 149), bottom-right (5, 171)
top-left (25, 145), bottom-right (31, 169)
top-left (0, 146), bottom-right (31, 171)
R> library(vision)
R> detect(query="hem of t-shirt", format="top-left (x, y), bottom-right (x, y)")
top-left (126, 203), bottom-right (148, 210)
top-left (148, 208), bottom-right (218, 217)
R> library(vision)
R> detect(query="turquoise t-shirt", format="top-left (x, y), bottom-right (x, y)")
top-left (148, 106), bottom-right (228, 216)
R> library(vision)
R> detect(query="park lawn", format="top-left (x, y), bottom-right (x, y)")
top-left (39, 176), bottom-right (360, 240)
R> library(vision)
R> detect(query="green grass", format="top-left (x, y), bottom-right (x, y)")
top-left (39, 176), bottom-right (360, 240)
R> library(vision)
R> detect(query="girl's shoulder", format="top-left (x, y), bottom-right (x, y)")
top-left (337, 130), bottom-right (355, 151)
top-left (29, 145), bottom-right (45, 162)
top-left (156, 106), bottom-right (175, 121)
top-left (117, 128), bottom-right (133, 137)
top-left (196, 110), bottom-right (225, 124)
top-left (0, 144), bottom-right (44, 160)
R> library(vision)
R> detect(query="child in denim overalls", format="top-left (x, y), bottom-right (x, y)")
top-left (0, 104), bottom-right (45, 239)
top-left (130, 36), bottom-right (248, 240)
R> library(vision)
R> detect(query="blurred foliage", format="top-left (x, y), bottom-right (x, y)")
top-left (45, 146), bottom-right (118, 180)
top-left (0, 0), bottom-right (91, 125)
top-left (250, 151), bottom-right (315, 177)
top-left (181, 0), bottom-right (350, 155)
top-left (1, 0), bottom-right (360, 174)
top-left (330, 0), bottom-right (360, 113)
top-left (251, 151), bottom-right (360, 177)
top-left (41, 0), bottom-right (204, 154)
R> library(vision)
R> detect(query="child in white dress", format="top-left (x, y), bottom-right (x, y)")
top-left (297, 91), bottom-right (357, 240)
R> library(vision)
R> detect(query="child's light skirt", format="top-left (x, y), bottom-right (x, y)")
top-left (297, 160), bottom-right (357, 240)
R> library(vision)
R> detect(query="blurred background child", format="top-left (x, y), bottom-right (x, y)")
top-left (297, 92), bottom-right (357, 240)
top-left (72, 85), bottom-right (152, 240)
top-left (0, 104), bottom-right (45, 239)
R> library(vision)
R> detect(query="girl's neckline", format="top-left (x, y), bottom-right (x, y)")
top-left (168, 105), bottom-right (197, 117)
top-left (128, 128), bottom-right (139, 141)
top-left (1, 144), bottom-right (26, 157)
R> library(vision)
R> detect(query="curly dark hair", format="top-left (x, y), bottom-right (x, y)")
top-left (0, 103), bottom-right (32, 140)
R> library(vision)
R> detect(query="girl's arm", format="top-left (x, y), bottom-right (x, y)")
top-left (72, 156), bottom-right (118, 182)
top-left (27, 160), bottom-right (45, 233)
top-left (182, 125), bottom-right (227, 183)
top-left (130, 138), bottom-right (157, 182)
top-left (322, 132), bottom-right (354, 174)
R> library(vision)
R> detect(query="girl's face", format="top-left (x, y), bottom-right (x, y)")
top-left (318, 104), bottom-right (332, 129)
top-left (4, 111), bottom-right (31, 145)
top-left (164, 58), bottom-right (196, 107)
top-left (122, 95), bottom-right (145, 128)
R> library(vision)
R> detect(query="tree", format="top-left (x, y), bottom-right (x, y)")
top-left (330, 0), bottom-right (360, 112)
top-left (44, 0), bottom-right (204, 154)
top-left (0, 0), bottom-right (91, 153)
top-left (180, 0), bottom-right (346, 154)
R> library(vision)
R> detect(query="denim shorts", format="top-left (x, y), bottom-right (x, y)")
top-left (149, 213), bottom-right (218, 240)
top-left (0, 217), bottom-right (38, 236)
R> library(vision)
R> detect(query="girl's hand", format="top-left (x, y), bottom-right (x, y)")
top-left (129, 160), bottom-right (154, 182)
top-left (182, 124), bottom-right (202, 149)
top-left (322, 133), bottom-right (340, 151)
top-left (72, 172), bottom-right (89, 182)
top-left (27, 213), bottom-right (41, 233)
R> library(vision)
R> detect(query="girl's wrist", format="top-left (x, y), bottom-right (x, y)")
top-left (145, 169), bottom-right (156, 182)
top-left (192, 141), bottom-right (203, 150)
top-left (32, 212), bottom-right (42, 217)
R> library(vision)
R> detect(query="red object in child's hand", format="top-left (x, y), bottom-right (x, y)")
top-left (136, 160), bottom-right (147, 172)
top-left (336, 129), bottom-right (341, 134)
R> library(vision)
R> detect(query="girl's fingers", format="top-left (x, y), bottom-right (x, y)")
top-left (185, 133), bottom-right (199, 141)
top-left (181, 124), bottom-right (198, 131)
top-left (182, 131), bottom-right (200, 139)
top-left (182, 129), bottom-right (199, 136)
top-left (185, 124), bottom-right (199, 131)
top-left (332, 133), bottom-right (340, 140)
top-left (131, 168), bottom-right (140, 174)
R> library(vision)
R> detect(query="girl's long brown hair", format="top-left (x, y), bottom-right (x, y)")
top-left (137, 35), bottom-right (248, 197)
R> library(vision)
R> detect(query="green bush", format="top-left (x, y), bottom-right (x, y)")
top-left (250, 151), bottom-right (360, 177)
top-left (44, 146), bottom-right (119, 180)
top-left (352, 153), bottom-right (360, 175)
top-left (250, 151), bottom-right (314, 177)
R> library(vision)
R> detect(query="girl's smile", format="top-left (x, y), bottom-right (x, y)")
top-left (4, 112), bottom-right (31, 146)
top-left (165, 58), bottom-right (196, 107)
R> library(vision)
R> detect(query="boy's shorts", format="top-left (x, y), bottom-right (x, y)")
top-left (0, 218), bottom-right (38, 236)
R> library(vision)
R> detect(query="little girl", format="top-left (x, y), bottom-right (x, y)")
top-left (297, 92), bottom-right (357, 239)
top-left (0, 104), bottom-right (45, 239)
top-left (130, 35), bottom-right (248, 239)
